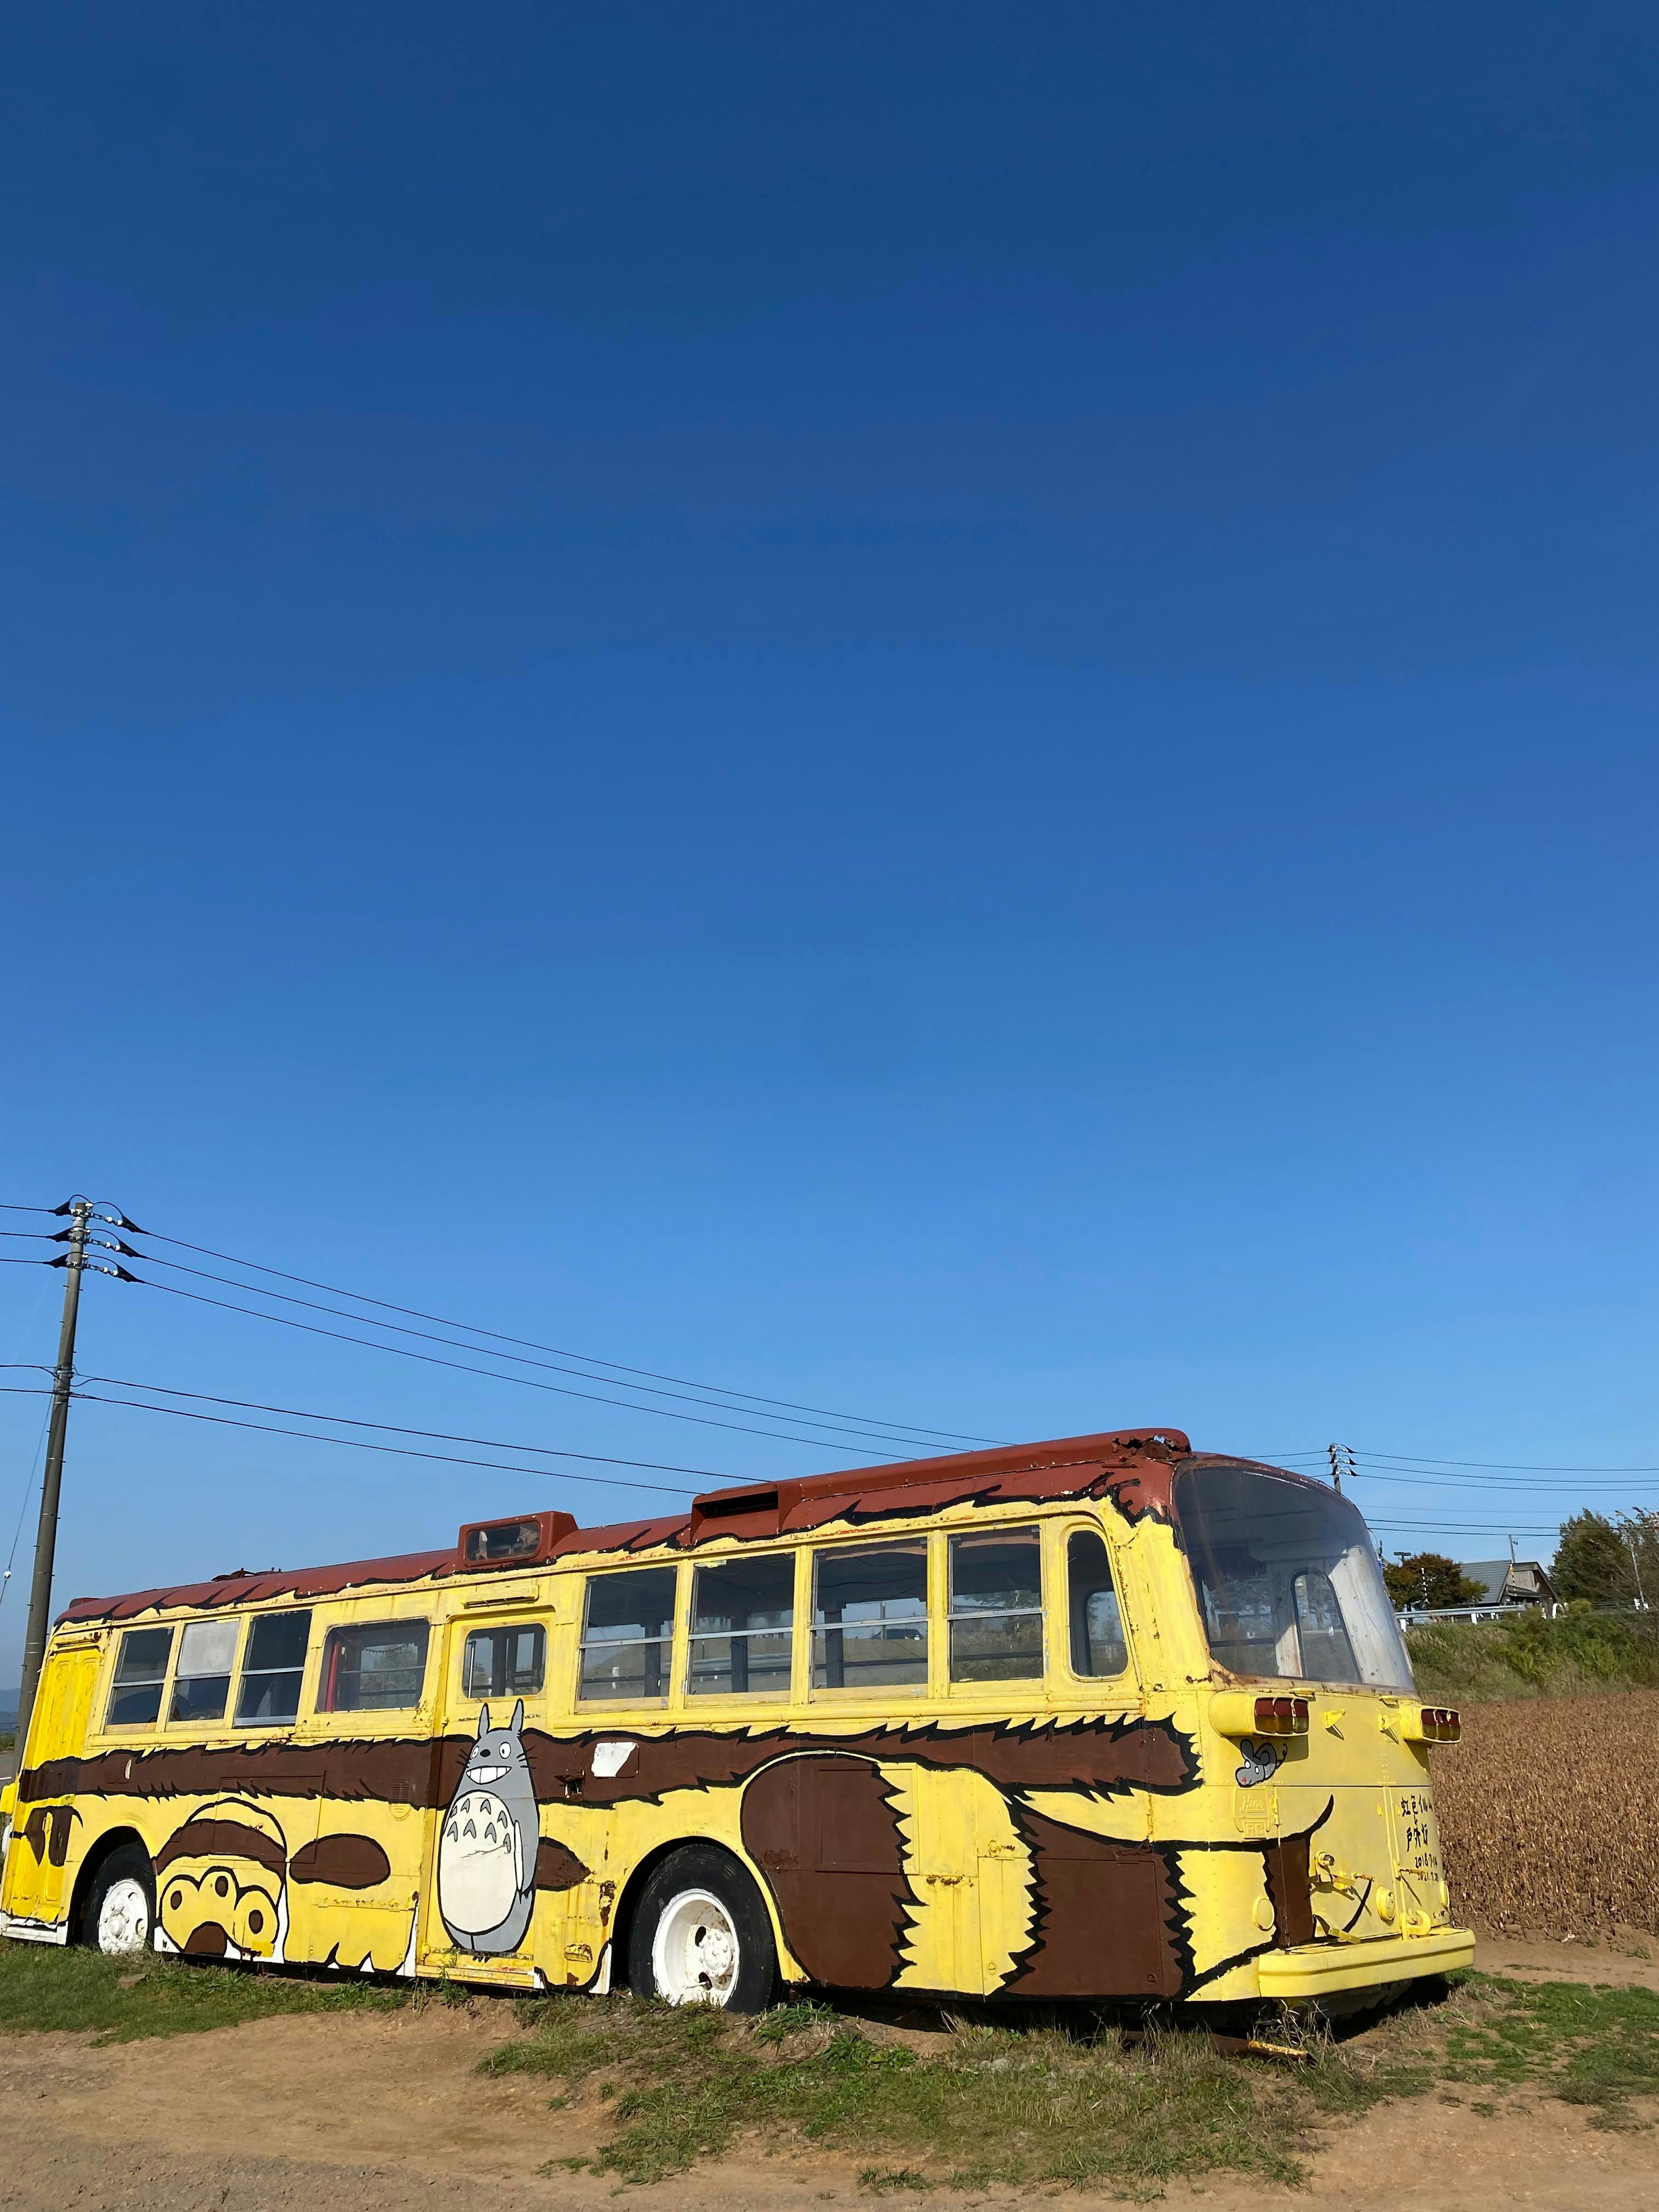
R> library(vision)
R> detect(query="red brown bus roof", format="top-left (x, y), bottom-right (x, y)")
top-left (57, 1427), bottom-right (1214, 1623)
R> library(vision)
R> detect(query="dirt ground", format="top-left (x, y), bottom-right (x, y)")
top-left (3, 1933), bottom-right (1656, 2212)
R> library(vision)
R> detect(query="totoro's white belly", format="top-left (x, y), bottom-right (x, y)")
top-left (438, 1789), bottom-right (524, 1936)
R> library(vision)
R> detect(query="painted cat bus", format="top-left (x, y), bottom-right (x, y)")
top-left (0, 1431), bottom-right (1474, 2010)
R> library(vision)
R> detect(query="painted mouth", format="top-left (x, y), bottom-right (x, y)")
top-left (467, 1764), bottom-right (510, 1783)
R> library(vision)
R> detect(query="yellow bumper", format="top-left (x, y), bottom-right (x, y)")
top-left (1255, 1926), bottom-right (1476, 1998)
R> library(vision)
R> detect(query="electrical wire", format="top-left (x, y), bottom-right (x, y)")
top-left (127, 1221), bottom-right (1000, 1447)
top-left (0, 1402), bottom-right (53, 1617)
top-left (127, 1248), bottom-right (973, 1456)
top-left (1354, 1446), bottom-right (1659, 1474)
top-left (127, 1274), bottom-right (922, 1456)
top-left (79, 1372), bottom-right (728, 1481)
top-left (72, 1391), bottom-right (686, 1500)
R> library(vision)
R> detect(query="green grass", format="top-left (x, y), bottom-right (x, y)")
top-left (1406, 1613), bottom-right (1659, 1705)
top-left (1438, 1975), bottom-right (1659, 2126)
top-left (480, 1989), bottom-right (1424, 2193)
top-left (6, 1945), bottom-right (1658, 2184)
top-left (0, 1940), bottom-right (407, 2043)
top-left (480, 1974), bottom-right (1659, 2189)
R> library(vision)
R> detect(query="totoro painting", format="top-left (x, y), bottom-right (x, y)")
top-left (437, 1700), bottom-right (540, 1955)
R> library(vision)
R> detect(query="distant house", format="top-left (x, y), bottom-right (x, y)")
top-left (1458, 1559), bottom-right (1557, 1608)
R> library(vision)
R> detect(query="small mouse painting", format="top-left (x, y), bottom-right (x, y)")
top-left (437, 1700), bottom-right (539, 1955)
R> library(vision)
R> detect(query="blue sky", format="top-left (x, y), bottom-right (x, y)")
top-left (4, 4), bottom-right (1659, 1684)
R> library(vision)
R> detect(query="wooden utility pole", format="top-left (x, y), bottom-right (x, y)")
top-left (15, 1197), bottom-right (91, 1745)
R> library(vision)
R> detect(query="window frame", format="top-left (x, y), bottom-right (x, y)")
top-left (944, 1521), bottom-right (1047, 1688)
top-left (807, 1531), bottom-right (934, 1700)
top-left (576, 1562), bottom-right (684, 1708)
top-left (1058, 1519), bottom-right (1133, 1686)
top-left (166, 1614), bottom-right (245, 1727)
top-left (684, 1548), bottom-right (797, 1701)
top-left (459, 1617), bottom-right (549, 1704)
top-left (233, 1607), bottom-right (316, 1729)
top-left (315, 1616), bottom-right (435, 1716)
top-left (104, 1624), bottom-right (178, 1731)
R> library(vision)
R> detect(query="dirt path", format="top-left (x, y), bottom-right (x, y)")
top-left (3, 1934), bottom-right (1656, 2212)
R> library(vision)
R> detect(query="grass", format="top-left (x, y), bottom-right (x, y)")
top-left (0, 1939), bottom-right (407, 2043)
top-left (481, 1988), bottom-right (1428, 2193)
top-left (479, 1974), bottom-right (1659, 2189)
top-left (1437, 1975), bottom-right (1659, 2126)
top-left (1407, 1612), bottom-right (1659, 1705)
top-left (5, 1943), bottom-right (1658, 2187)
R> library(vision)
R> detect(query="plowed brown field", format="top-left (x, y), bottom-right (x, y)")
top-left (1434, 1686), bottom-right (1659, 1936)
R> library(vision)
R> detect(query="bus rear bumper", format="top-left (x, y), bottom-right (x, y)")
top-left (1255, 1926), bottom-right (1475, 1999)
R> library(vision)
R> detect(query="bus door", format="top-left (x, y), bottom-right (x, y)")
top-left (277, 1611), bottom-right (433, 1974)
top-left (5, 1634), bottom-right (102, 1929)
top-left (417, 1606), bottom-right (553, 1988)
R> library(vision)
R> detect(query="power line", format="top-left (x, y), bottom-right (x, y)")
top-left (1347, 1465), bottom-right (1659, 1494)
top-left (71, 1390), bottom-right (688, 1499)
top-left (128, 1274), bottom-right (906, 1455)
top-left (127, 1247), bottom-right (968, 1456)
top-left (1354, 1446), bottom-right (1659, 1474)
top-left (79, 1371), bottom-right (727, 1481)
top-left (127, 1220), bottom-right (999, 1448)
top-left (0, 1402), bottom-right (53, 1617)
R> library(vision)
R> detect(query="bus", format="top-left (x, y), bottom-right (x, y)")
top-left (0, 1429), bottom-right (1472, 2012)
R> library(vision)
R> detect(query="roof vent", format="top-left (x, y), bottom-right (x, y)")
top-left (689, 1484), bottom-right (784, 1541)
top-left (456, 1510), bottom-right (576, 1571)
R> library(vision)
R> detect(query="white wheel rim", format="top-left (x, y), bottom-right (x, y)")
top-left (97, 1876), bottom-right (151, 1955)
top-left (650, 1886), bottom-right (741, 2006)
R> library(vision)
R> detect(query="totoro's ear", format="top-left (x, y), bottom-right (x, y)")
top-left (477, 1704), bottom-right (492, 1739)
top-left (510, 1699), bottom-right (525, 1734)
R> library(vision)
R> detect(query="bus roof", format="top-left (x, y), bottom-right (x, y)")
top-left (57, 1427), bottom-right (1203, 1624)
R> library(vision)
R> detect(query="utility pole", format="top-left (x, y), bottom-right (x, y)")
top-left (15, 1197), bottom-right (90, 1745)
top-left (1327, 1442), bottom-right (1355, 1494)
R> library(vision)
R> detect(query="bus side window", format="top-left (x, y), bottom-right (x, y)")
top-left (949, 1526), bottom-right (1043, 1682)
top-left (463, 1623), bottom-right (547, 1700)
top-left (318, 1620), bottom-right (432, 1711)
top-left (688, 1554), bottom-right (793, 1696)
top-left (169, 1618), bottom-right (241, 1724)
top-left (812, 1541), bottom-right (928, 1690)
top-left (107, 1627), bottom-right (174, 1727)
top-left (578, 1567), bottom-right (676, 1703)
top-left (1067, 1529), bottom-right (1127, 1678)
top-left (236, 1610), bottom-right (313, 1724)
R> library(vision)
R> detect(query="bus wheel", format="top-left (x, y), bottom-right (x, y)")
top-left (81, 1844), bottom-right (156, 1956)
top-left (628, 1846), bottom-right (777, 2012)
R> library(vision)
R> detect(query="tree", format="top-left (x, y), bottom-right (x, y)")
top-left (1553, 1509), bottom-right (1659, 1608)
top-left (1383, 1552), bottom-right (1486, 1610)
top-left (1552, 1511), bottom-right (1633, 1605)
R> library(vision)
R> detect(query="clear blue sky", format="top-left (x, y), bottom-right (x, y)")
top-left (4, 4), bottom-right (1659, 1686)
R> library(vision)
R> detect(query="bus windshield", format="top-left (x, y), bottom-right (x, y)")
top-left (1175, 1459), bottom-right (1414, 1691)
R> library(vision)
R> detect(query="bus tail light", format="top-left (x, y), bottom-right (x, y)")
top-left (1254, 1695), bottom-right (1309, 1737)
top-left (1405, 1705), bottom-right (1461, 1742)
top-left (1211, 1691), bottom-right (1309, 1738)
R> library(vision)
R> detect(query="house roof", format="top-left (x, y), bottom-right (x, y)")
top-left (1459, 1559), bottom-right (1556, 1605)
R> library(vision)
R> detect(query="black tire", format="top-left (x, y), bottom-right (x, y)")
top-left (79, 1842), bottom-right (157, 1957)
top-left (626, 1845), bottom-right (778, 2013)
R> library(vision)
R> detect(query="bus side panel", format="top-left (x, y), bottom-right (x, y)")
top-left (1, 1645), bottom-right (102, 1933)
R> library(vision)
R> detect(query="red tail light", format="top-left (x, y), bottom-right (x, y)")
top-left (1421, 1706), bottom-right (1461, 1742)
top-left (1253, 1695), bottom-right (1309, 1737)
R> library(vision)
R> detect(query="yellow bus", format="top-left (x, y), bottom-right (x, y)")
top-left (0, 1429), bottom-right (1471, 2012)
